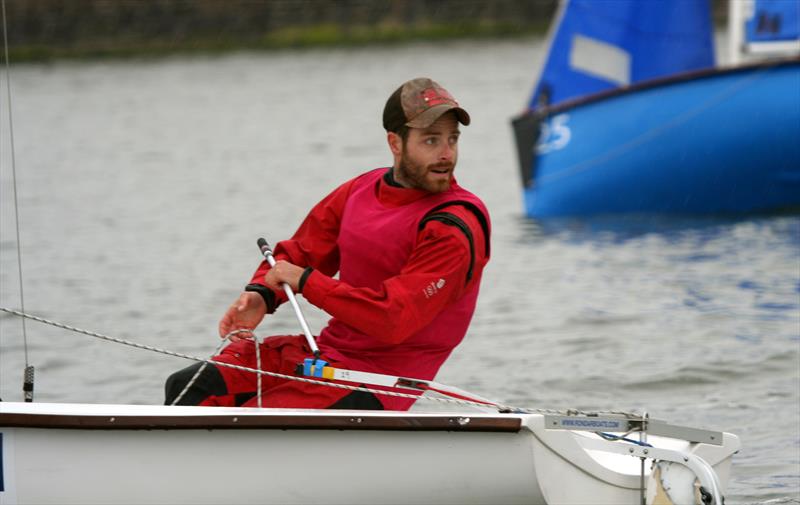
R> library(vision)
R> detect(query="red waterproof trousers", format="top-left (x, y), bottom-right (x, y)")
top-left (199, 335), bottom-right (362, 409)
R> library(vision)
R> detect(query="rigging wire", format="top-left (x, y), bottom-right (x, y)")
top-left (0, 306), bottom-right (503, 409)
top-left (0, 306), bottom-right (642, 419)
top-left (0, 0), bottom-right (34, 400)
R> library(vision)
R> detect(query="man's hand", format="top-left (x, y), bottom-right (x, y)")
top-left (218, 291), bottom-right (266, 341)
top-left (265, 260), bottom-right (305, 293)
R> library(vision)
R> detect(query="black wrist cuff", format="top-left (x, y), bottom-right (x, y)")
top-left (245, 283), bottom-right (277, 313)
top-left (298, 267), bottom-right (314, 293)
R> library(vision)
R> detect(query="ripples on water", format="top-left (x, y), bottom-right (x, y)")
top-left (465, 214), bottom-right (800, 504)
top-left (0, 40), bottom-right (798, 503)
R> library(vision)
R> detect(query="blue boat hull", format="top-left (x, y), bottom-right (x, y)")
top-left (514, 60), bottom-right (800, 217)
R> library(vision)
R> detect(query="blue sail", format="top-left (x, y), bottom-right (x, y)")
top-left (529, 0), bottom-right (715, 109)
top-left (746, 0), bottom-right (800, 43)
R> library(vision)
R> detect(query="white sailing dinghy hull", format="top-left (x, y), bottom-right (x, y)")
top-left (0, 402), bottom-right (739, 505)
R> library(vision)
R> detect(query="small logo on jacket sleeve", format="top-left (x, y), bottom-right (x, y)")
top-left (423, 278), bottom-right (446, 299)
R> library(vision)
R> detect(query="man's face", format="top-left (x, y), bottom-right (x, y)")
top-left (395, 112), bottom-right (460, 193)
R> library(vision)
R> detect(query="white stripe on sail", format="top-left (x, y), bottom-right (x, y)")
top-left (569, 34), bottom-right (631, 86)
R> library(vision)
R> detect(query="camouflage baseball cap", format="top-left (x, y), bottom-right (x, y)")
top-left (383, 77), bottom-right (471, 132)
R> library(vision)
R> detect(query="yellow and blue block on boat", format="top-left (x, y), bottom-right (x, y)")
top-left (301, 358), bottom-right (334, 379)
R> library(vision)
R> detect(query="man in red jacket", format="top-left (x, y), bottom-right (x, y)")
top-left (165, 77), bottom-right (491, 410)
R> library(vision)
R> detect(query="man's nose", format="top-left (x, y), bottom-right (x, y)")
top-left (439, 143), bottom-right (454, 161)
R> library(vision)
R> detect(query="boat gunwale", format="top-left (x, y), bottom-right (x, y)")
top-left (0, 411), bottom-right (523, 432)
top-left (516, 56), bottom-right (800, 119)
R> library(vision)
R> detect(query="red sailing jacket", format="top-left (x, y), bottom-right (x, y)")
top-left (250, 167), bottom-right (490, 409)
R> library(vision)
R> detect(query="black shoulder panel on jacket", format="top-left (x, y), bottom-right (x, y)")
top-left (418, 212), bottom-right (476, 284)
top-left (424, 200), bottom-right (490, 257)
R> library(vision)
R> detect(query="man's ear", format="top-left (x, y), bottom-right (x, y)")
top-left (387, 132), bottom-right (402, 156)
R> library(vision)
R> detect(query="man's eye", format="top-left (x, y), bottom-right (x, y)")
top-left (425, 138), bottom-right (438, 145)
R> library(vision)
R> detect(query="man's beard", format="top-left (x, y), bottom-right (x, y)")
top-left (396, 147), bottom-right (455, 193)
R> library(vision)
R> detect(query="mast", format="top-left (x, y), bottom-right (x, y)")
top-left (727, 0), bottom-right (746, 66)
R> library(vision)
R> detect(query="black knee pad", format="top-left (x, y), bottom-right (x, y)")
top-left (164, 362), bottom-right (227, 406)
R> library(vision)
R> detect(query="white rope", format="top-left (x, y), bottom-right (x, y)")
top-left (0, 306), bottom-right (639, 417)
top-left (169, 329), bottom-right (251, 406)
top-left (0, 307), bottom-right (503, 409)
top-left (169, 338), bottom-right (226, 405)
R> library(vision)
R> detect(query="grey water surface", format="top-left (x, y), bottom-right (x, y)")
top-left (1, 38), bottom-right (798, 504)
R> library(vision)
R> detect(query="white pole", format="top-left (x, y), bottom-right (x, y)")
top-left (257, 238), bottom-right (321, 359)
